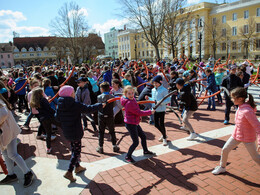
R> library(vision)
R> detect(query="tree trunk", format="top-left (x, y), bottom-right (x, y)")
top-left (171, 44), bottom-right (175, 59)
top-left (154, 45), bottom-right (160, 60)
top-left (213, 43), bottom-right (216, 60)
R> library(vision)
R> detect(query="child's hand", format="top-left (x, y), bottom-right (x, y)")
top-left (151, 110), bottom-right (155, 115)
top-left (102, 103), bottom-right (106, 108)
top-left (145, 95), bottom-right (149, 100)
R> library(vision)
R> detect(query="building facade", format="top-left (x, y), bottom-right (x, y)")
top-left (104, 27), bottom-right (120, 58)
top-left (0, 42), bottom-right (14, 68)
top-left (114, 0), bottom-right (260, 61)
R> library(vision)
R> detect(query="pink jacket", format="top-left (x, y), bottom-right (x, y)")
top-left (120, 96), bottom-right (151, 125)
top-left (232, 103), bottom-right (260, 145)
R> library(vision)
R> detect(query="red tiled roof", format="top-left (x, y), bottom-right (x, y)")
top-left (13, 37), bottom-right (55, 50)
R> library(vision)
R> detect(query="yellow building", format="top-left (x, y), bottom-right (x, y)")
top-left (116, 0), bottom-right (260, 61)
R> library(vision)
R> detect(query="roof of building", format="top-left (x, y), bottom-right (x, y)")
top-left (13, 36), bottom-right (55, 50)
top-left (0, 42), bottom-right (14, 53)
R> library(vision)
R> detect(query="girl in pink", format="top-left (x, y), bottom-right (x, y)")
top-left (120, 86), bottom-right (155, 163)
top-left (212, 87), bottom-right (260, 174)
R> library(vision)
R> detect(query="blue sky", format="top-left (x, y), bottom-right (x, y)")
top-left (0, 0), bottom-right (238, 43)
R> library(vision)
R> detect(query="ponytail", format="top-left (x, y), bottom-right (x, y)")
top-left (247, 93), bottom-right (256, 109)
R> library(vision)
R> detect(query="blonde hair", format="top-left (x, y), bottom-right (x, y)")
top-left (29, 79), bottom-right (40, 89)
top-left (123, 85), bottom-right (135, 96)
top-left (30, 87), bottom-right (44, 109)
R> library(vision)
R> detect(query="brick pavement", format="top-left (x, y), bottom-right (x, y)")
top-left (1, 86), bottom-right (260, 194)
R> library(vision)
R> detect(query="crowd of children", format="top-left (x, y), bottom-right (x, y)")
top-left (0, 57), bottom-right (259, 186)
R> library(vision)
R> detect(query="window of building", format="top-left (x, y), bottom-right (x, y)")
top-left (37, 53), bottom-right (41, 57)
top-left (244, 10), bottom-right (249, 19)
top-left (232, 27), bottom-right (237, 36)
top-left (232, 42), bottom-right (237, 50)
top-left (190, 20), bottom-right (193, 28)
top-left (44, 53), bottom-right (48, 56)
top-left (222, 28), bottom-right (226, 37)
top-left (257, 8), bottom-right (260, 17)
top-left (30, 53), bottom-right (34, 56)
top-left (256, 39), bottom-right (260, 49)
top-left (21, 48), bottom-right (27, 52)
top-left (190, 33), bottom-right (192, 40)
top-left (146, 42), bottom-right (148, 47)
top-left (244, 25), bottom-right (249, 34)
top-left (36, 47), bottom-right (41, 51)
top-left (138, 43), bottom-right (140, 48)
top-left (256, 23), bottom-right (260, 33)
top-left (212, 17), bottom-right (216, 25)
top-left (142, 51), bottom-right (145, 56)
top-left (0, 55), bottom-right (3, 59)
top-left (151, 50), bottom-right (153, 57)
top-left (222, 43), bottom-right (226, 51)
top-left (29, 47), bottom-right (34, 52)
top-left (232, 13), bottom-right (237, 21)
top-left (161, 50), bottom-right (163, 56)
top-left (8, 54), bottom-right (10, 58)
top-left (14, 54), bottom-right (19, 58)
top-left (138, 51), bottom-right (141, 57)
top-left (146, 51), bottom-right (149, 56)
top-left (222, 15), bottom-right (226, 23)
top-left (22, 54), bottom-right (26, 57)
top-left (1, 62), bottom-right (4, 66)
top-left (142, 42), bottom-right (144, 48)
top-left (198, 18), bottom-right (203, 27)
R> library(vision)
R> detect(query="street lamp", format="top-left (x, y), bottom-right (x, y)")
top-left (198, 32), bottom-right (202, 62)
top-left (134, 35), bottom-right (137, 61)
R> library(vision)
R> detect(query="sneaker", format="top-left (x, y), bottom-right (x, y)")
top-left (75, 165), bottom-right (86, 174)
top-left (47, 148), bottom-right (52, 154)
top-left (96, 146), bottom-right (104, 154)
top-left (180, 126), bottom-right (188, 130)
top-left (51, 135), bottom-right (56, 141)
top-left (36, 135), bottom-right (45, 140)
top-left (64, 171), bottom-right (76, 182)
top-left (158, 136), bottom-right (168, 142)
top-left (223, 120), bottom-right (229, 125)
top-left (113, 145), bottom-right (120, 153)
top-left (212, 166), bottom-right (226, 175)
top-left (24, 171), bottom-right (34, 188)
top-left (144, 151), bottom-right (156, 156)
top-left (125, 156), bottom-right (136, 163)
top-left (163, 139), bottom-right (168, 146)
top-left (187, 133), bottom-right (198, 141)
top-left (0, 174), bottom-right (18, 184)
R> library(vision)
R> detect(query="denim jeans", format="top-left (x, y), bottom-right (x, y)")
top-left (82, 113), bottom-right (97, 131)
top-left (125, 123), bottom-right (148, 158)
top-left (1, 138), bottom-right (30, 175)
top-left (208, 91), bottom-right (216, 110)
top-left (24, 109), bottom-right (34, 126)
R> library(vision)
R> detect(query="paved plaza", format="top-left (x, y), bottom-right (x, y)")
top-left (1, 86), bottom-right (260, 195)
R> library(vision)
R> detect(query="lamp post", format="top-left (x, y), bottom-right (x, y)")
top-left (134, 35), bottom-right (137, 61)
top-left (198, 32), bottom-right (202, 62)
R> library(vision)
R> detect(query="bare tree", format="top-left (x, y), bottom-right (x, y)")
top-left (164, 0), bottom-right (190, 59)
top-left (239, 17), bottom-right (256, 59)
top-left (220, 24), bottom-right (231, 59)
top-left (49, 1), bottom-right (88, 64)
top-left (119, 0), bottom-right (167, 60)
top-left (204, 18), bottom-right (222, 59)
top-left (47, 37), bottom-right (68, 63)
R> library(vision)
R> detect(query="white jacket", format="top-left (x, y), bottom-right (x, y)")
top-left (0, 99), bottom-right (21, 150)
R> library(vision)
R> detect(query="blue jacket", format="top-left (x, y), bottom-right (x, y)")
top-left (136, 76), bottom-right (145, 94)
top-left (103, 63), bottom-right (114, 85)
top-left (149, 85), bottom-right (170, 112)
top-left (14, 77), bottom-right (27, 95)
top-left (56, 97), bottom-right (102, 141)
top-left (88, 77), bottom-right (99, 93)
top-left (44, 86), bottom-right (57, 110)
top-left (206, 73), bottom-right (217, 93)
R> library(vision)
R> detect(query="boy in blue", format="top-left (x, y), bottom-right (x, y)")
top-left (145, 75), bottom-right (170, 146)
top-left (14, 72), bottom-right (29, 113)
top-left (56, 86), bottom-right (104, 182)
top-left (96, 82), bottom-right (119, 154)
top-left (205, 68), bottom-right (217, 111)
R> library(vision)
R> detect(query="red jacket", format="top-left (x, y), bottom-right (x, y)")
top-left (232, 103), bottom-right (260, 145)
top-left (120, 96), bottom-right (151, 125)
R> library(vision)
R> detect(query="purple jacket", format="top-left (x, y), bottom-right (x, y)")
top-left (120, 96), bottom-right (151, 125)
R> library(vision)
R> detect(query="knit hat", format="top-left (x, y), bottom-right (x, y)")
top-left (183, 70), bottom-right (190, 78)
top-left (175, 78), bottom-right (185, 86)
top-left (152, 75), bottom-right (162, 83)
top-left (230, 65), bottom-right (237, 70)
top-left (59, 86), bottom-right (74, 97)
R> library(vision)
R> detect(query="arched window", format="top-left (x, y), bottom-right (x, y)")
top-left (36, 47), bottom-right (42, 51)
top-left (21, 47), bottom-right (27, 52)
top-left (29, 47), bottom-right (34, 52)
top-left (43, 47), bottom-right (49, 51)
top-left (51, 47), bottom-right (56, 51)
top-left (14, 47), bottom-right (19, 52)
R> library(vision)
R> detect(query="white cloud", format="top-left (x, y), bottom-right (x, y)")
top-left (0, 10), bottom-right (50, 42)
top-left (92, 18), bottom-right (128, 40)
top-left (187, 0), bottom-right (201, 5)
top-left (68, 7), bottom-right (89, 18)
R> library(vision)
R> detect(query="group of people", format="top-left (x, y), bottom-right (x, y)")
top-left (0, 56), bottom-right (259, 186)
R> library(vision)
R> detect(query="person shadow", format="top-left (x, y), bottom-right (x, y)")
top-left (86, 181), bottom-right (121, 194)
top-left (0, 158), bottom-right (42, 195)
top-left (133, 157), bottom-right (212, 194)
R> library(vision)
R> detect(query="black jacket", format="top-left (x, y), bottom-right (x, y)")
top-left (138, 84), bottom-right (153, 101)
top-left (221, 74), bottom-right (243, 91)
top-left (37, 98), bottom-right (55, 121)
top-left (168, 76), bottom-right (178, 92)
top-left (242, 71), bottom-right (250, 85)
top-left (179, 83), bottom-right (198, 111)
top-left (97, 93), bottom-right (114, 117)
top-left (56, 97), bottom-right (102, 141)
